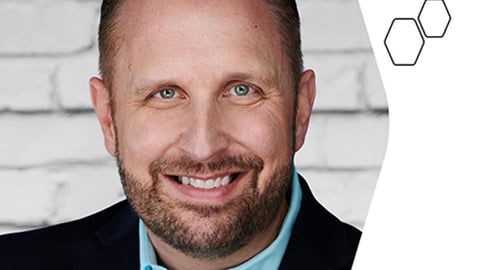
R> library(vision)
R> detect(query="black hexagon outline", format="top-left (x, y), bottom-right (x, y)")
top-left (418, 0), bottom-right (451, 38)
top-left (384, 18), bottom-right (425, 66)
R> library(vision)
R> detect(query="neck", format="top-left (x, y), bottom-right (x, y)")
top-left (147, 199), bottom-right (289, 270)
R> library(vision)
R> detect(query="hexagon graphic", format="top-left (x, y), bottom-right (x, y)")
top-left (385, 18), bottom-right (425, 66)
top-left (418, 0), bottom-right (451, 38)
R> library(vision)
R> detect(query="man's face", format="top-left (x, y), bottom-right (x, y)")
top-left (91, 0), bottom-right (315, 260)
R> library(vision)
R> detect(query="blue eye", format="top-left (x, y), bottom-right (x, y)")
top-left (156, 88), bottom-right (176, 99)
top-left (232, 84), bottom-right (251, 96)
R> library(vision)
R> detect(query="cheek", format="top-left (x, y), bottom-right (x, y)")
top-left (231, 111), bottom-right (293, 193)
top-left (225, 105), bottom-right (294, 164)
top-left (116, 111), bottom-right (181, 178)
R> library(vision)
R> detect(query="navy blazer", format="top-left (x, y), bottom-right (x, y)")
top-left (0, 176), bottom-right (361, 269)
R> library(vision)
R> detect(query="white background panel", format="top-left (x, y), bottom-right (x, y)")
top-left (355, 1), bottom-right (480, 268)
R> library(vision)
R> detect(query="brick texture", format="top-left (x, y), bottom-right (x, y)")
top-left (0, 164), bottom-right (123, 225)
top-left (0, 0), bottom-right (387, 234)
top-left (0, 59), bottom-right (55, 111)
top-left (295, 114), bottom-right (388, 168)
top-left (57, 52), bottom-right (99, 109)
top-left (0, 114), bottom-right (109, 167)
top-left (0, 2), bottom-right (98, 55)
top-left (298, 169), bottom-right (380, 228)
top-left (300, 0), bottom-right (372, 51)
top-left (305, 53), bottom-right (388, 111)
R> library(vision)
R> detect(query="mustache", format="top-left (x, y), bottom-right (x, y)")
top-left (149, 155), bottom-right (264, 176)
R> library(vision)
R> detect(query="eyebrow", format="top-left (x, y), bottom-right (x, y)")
top-left (133, 80), bottom-right (176, 97)
top-left (226, 71), bottom-right (278, 89)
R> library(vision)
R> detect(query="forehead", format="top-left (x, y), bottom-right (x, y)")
top-left (111, 0), bottom-right (287, 84)
top-left (119, 0), bottom-right (276, 37)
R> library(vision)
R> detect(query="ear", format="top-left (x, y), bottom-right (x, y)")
top-left (294, 69), bottom-right (316, 152)
top-left (90, 77), bottom-right (116, 156)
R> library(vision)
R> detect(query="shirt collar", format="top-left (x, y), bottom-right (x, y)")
top-left (139, 167), bottom-right (302, 270)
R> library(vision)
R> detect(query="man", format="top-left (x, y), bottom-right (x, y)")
top-left (0, 0), bottom-right (361, 269)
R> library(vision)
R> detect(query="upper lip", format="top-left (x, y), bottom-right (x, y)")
top-left (167, 171), bottom-right (241, 181)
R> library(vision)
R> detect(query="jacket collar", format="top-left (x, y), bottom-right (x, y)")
top-left (279, 175), bottom-right (360, 270)
top-left (75, 201), bottom-right (140, 270)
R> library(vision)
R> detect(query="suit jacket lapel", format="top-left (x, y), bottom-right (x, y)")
top-left (279, 175), bottom-right (360, 270)
top-left (73, 201), bottom-right (140, 270)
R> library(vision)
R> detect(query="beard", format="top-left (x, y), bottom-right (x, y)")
top-left (117, 153), bottom-right (292, 260)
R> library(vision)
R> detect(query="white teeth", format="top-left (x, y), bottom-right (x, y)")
top-left (214, 178), bottom-right (221, 187)
top-left (221, 176), bottom-right (231, 186)
top-left (178, 175), bottom-right (233, 189)
top-left (196, 179), bottom-right (205, 188)
top-left (205, 180), bottom-right (214, 188)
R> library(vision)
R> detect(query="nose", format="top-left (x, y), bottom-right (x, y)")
top-left (177, 100), bottom-right (229, 162)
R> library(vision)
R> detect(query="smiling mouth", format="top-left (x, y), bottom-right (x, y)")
top-left (171, 173), bottom-right (241, 190)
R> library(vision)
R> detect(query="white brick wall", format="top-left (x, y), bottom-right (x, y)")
top-left (296, 114), bottom-right (388, 168)
top-left (0, 0), bottom-right (388, 234)
top-left (0, 2), bottom-right (98, 55)
top-left (300, 0), bottom-right (372, 51)
top-left (0, 114), bottom-right (109, 167)
top-left (0, 59), bottom-right (55, 111)
top-left (57, 52), bottom-right (100, 109)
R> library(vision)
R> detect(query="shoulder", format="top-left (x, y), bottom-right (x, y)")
top-left (0, 200), bottom-right (138, 269)
top-left (280, 175), bottom-right (362, 270)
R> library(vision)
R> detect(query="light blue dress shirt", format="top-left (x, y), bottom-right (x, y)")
top-left (139, 168), bottom-right (302, 270)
